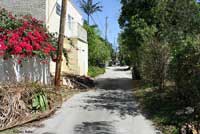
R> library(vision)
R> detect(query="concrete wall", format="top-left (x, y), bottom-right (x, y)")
top-left (49, 38), bottom-right (77, 76)
top-left (61, 38), bottom-right (79, 75)
top-left (57, 38), bottom-right (88, 76)
top-left (65, 22), bottom-right (87, 42)
top-left (0, 0), bottom-right (46, 21)
top-left (77, 40), bottom-right (88, 76)
top-left (0, 57), bottom-right (51, 85)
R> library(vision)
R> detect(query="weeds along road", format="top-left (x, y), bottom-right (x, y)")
top-left (23, 66), bottom-right (159, 134)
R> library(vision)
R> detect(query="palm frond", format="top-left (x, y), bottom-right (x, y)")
top-left (79, 0), bottom-right (103, 16)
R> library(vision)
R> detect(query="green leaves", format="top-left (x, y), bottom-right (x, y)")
top-left (84, 23), bottom-right (112, 66)
top-left (32, 91), bottom-right (48, 112)
top-left (119, 0), bottom-right (200, 131)
top-left (79, 0), bottom-right (102, 23)
top-left (0, 8), bottom-right (22, 30)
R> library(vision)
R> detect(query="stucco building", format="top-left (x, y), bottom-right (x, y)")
top-left (0, 0), bottom-right (88, 76)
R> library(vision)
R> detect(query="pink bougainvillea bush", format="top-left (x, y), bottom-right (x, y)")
top-left (0, 8), bottom-right (58, 63)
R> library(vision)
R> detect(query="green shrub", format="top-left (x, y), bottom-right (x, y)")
top-left (84, 23), bottom-right (112, 66)
top-left (169, 41), bottom-right (200, 106)
top-left (32, 90), bottom-right (48, 112)
top-left (88, 66), bottom-right (105, 77)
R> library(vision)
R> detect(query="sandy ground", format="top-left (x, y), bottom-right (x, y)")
top-left (20, 66), bottom-right (160, 134)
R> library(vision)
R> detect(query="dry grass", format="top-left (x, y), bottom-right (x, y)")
top-left (0, 83), bottom-right (93, 134)
top-left (133, 80), bottom-right (199, 134)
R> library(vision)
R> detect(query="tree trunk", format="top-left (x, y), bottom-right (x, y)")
top-left (54, 0), bottom-right (67, 89)
top-left (132, 66), bottom-right (141, 80)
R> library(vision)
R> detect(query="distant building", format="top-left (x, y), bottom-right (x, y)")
top-left (1, 0), bottom-right (88, 76)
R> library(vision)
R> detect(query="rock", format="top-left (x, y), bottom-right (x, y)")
top-left (185, 107), bottom-right (194, 115)
top-left (175, 107), bottom-right (194, 115)
top-left (63, 74), bottom-right (95, 89)
top-left (180, 124), bottom-right (194, 134)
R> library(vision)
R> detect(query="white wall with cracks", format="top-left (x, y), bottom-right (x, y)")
top-left (0, 57), bottom-right (51, 85)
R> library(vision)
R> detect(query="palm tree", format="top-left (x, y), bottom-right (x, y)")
top-left (79, 0), bottom-right (102, 24)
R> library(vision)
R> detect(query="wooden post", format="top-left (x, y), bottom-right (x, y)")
top-left (54, 0), bottom-right (67, 89)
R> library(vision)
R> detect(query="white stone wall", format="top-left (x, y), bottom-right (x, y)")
top-left (65, 22), bottom-right (87, 42)
top-left (0, 0), bottom-right (46, 21)
top-left (56, 38), bottom-right (88, 76)
top-left (0, 57), bottom-right (51, 85)
top-left (77, 40), bottom-right (88, 76)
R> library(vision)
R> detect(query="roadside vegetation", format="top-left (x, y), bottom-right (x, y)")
top-left (84, 23), bottom-right (112, 77)
top-left (88, 66), bottom-right (105, 77)
top-left (133, 82), bottom-right (197, 134)
top-left (119, 0), bottom-right (200, 133)
top-left (79, 0), bottom-right (114, 77)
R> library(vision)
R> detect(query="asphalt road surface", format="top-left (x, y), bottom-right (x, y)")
top-left (23, 66), bottom-right (159, 134)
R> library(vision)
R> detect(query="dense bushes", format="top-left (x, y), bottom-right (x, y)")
top-left (169, 42), bottom-right (200, 106)
top-left (140, 40), bottom-right (170, 90)
top-left (84, 23), bottom-right (111, 67)
top-left (88, 66), bottom-right (105, 77)
top-left (119, 0), bottom-right (200, 94)
top-left (84, 23), bottom-right (112, 77)
top-left (119, 0), bottom-right (200, 132)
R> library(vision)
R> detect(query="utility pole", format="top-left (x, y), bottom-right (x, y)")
top-left (54, 0), bottom-right (67, 89)
top-left (105, 16), bottom-right (108, 42)
top-left (113, 37), bottom-right (115, 48)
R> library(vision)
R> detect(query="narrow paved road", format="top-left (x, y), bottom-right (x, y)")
top-left (24, 66), bottom-right (158, 134)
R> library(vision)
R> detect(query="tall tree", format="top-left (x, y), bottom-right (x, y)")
top-left (80, 0), bottom-right (102, 24)
top-left (118, 0), bottom-right (200, 131)
top-left (84, 23), bottom-right (111, 66)
top-left (119, 0), bottom-right (200, 90)
top-left (119, 0), bottom-right (160, 80)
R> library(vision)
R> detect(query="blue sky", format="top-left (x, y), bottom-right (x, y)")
top-left (73, 0), bottom-right (121, 49)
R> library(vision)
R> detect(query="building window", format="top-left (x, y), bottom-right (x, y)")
top-left (68, 15), bottom-right (73, 30)
top-left (56, 2), bottom-right (61, 16)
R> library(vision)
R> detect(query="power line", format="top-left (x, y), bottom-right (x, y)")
top-left (90, 15), bottom-right (108, 40)
top-left (90, 15), bottom-right (97, 26)
top-left (95, 14), bottom-right (105, 33)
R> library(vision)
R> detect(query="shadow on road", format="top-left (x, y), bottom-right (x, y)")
top-left (73, 68), bottom-right (143, 134)
top-left (74, 121), bottom-right (116, 134)
top-left (80, 77), bottom-right (139, 117)
top-left (95, 78), bottom-right (133, 90)
top-left (113, 67), bottom-right (130, 72)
